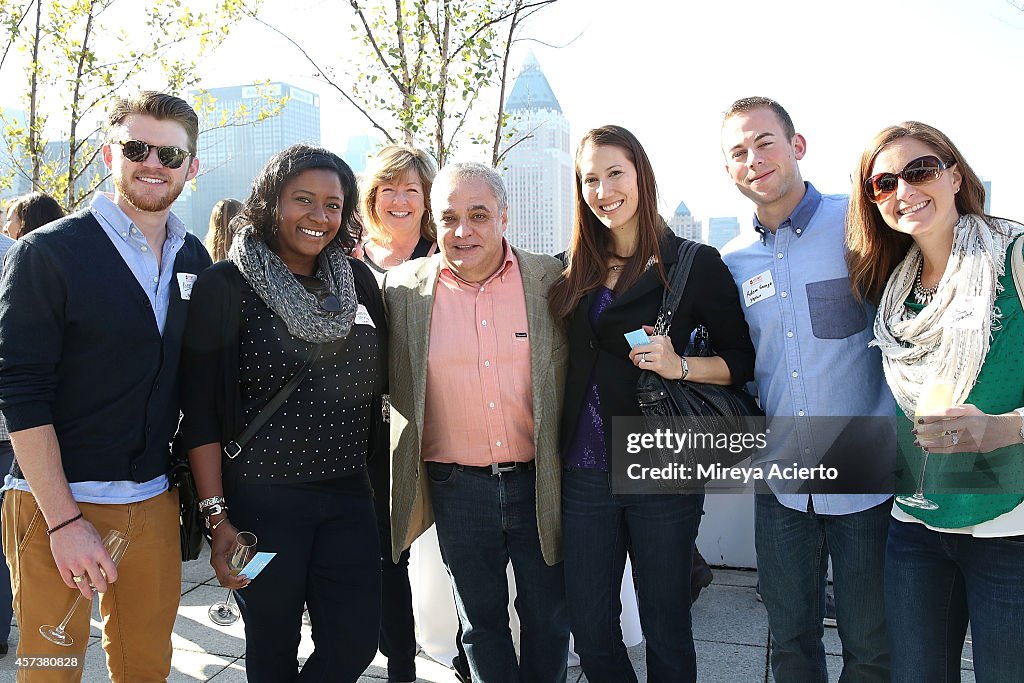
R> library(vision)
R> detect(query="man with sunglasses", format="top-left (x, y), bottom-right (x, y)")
top-left (0, 91), bottom-right (210, 681)
top-left (719, 97), bottom-right (894, 683)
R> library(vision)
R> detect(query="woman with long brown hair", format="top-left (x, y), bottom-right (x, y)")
top-left (847, 121), bottom-right (1024, 682)
top-left (549, 125), bottom-right (754, 683)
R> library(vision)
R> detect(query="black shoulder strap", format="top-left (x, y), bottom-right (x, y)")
top-left (223, 342), bottom-right (324, 459)
top-left (411, 236), bottom-right (434, 259)
top-left (652, 240), bottom-right (701, 336)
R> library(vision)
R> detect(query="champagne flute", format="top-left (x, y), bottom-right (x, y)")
top-left (40, 529), bottom-right (130, 646)
top-left (208, 531), bottom-right (257, 626)
top-left (897, 376), bottom-right (957, 510)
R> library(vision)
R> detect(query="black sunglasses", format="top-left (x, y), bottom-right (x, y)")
top-left (865, 155), bottom-right (950, 204)
top-left (114, 139), bottom-right (192, 169)
top-left (295, 275), bottom-right (342, 314)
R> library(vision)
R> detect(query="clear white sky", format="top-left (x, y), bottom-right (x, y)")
top-left (4, 0), bottom-right (1024, 226)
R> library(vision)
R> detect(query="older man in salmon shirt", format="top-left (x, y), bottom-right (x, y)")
top-left (383, 161), bottom-right (569, 683)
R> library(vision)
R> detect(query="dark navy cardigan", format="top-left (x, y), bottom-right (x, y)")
top-left (0, 210), bottom-right (212, 483)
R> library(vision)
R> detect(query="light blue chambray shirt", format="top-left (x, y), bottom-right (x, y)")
top-left (721, 183), bottom-right (893, 516)
top-left (3, 193), bottom-right (187, 503)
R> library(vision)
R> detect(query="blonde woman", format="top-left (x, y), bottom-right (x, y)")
top-left (359, 145), bottom-right (437, 281)
top-left (204, 198), bottom-right (243, 262)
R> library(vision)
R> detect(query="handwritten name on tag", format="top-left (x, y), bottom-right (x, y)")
top-left (943, 295), bottom-right (985, 329)
top-left (177, 273), bottom-right (197, 300)
top-left (355, 304), bottom-right (375, 327)
top-left (743, 270), bottom-right (776, 307)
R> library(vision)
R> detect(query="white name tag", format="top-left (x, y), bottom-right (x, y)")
top-left (743, 270), bottom-right (776, 307)
top-left (943, 295), bottom-right (985, 329)
top-left (355, 304), bottom-right (375, 327)
top-left (177, 273), bottom-right (197, 300)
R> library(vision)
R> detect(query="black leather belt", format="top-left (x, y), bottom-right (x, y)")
top-left (457, 461), bottom-right (536, 476)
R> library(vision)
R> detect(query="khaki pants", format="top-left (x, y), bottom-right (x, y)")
top-left (3, 488), bottom-right (182, 683)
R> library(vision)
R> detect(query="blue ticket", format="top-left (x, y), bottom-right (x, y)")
top-left (624, 328), bottom-right (651, 348)
top-left (240, 551), bottom-right (277, 580)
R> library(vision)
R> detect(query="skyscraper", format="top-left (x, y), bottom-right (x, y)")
top-left (500, 52), bottom-right (573, 256)
top-left (667, 199), bottom-right (703, 243)
top-left (177, 82), bottom-right (320, 238)
top-left (708, 216), bottom-right (740, 251)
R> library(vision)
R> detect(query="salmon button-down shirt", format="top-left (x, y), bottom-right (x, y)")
top-left (421, 244), bottom-right (535, 465)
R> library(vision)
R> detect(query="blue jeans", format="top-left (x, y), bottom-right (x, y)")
top-left (0, 440), bottom-right (13, 643)
top-left (886, 518), bottom-right (1024, 683)
top-left (562, 467), bottom-right (702, 683)
top-left (228, 477), bottom-right (381, 683)
top-left (755, 494), bottom-right (890, 683)
top-left (427, 462), bottom-right (569, 683)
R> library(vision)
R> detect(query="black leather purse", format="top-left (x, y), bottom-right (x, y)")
top-left (169, 433), bottom-right (206, 562)
top-left (635, 240), bottom-right (763, 483)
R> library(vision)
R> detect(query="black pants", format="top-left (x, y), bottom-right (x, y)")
top-left (229, 477), bottom-right (381, 682)
top-left (378, 512), bottom-right (417, 681)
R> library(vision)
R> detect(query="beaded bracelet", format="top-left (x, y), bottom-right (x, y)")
top-left (46, 512), bottom-right (83, 536)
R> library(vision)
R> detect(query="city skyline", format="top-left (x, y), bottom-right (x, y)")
top-left (2, 0), bottom-right (1022, 234)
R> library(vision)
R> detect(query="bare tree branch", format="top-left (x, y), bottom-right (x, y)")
top-left (351, 0), bottom-right (404, 90)
top-left (248, 9), bottom-right (397, 144)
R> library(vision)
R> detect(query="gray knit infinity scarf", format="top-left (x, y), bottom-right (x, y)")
top-left (229, 225), bottom-right (357, 343)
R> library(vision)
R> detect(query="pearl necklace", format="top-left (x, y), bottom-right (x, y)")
top-left (912, 260), bottom-right (939, 306)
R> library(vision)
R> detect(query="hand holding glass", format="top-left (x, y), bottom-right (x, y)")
top-left (40, 529), bottom-right (129, 647)
top-left (898, 377), bottom-right (957, 510)
top-left (208, 531), bottom-right (257, 626)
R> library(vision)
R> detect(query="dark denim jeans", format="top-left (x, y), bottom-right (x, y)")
top-left (562, 466), bottom-right (702, 683)
top-left (0, 440), bottom-right (12, 643)
top-left (886, 518), bottom-right (1024, 683)
top-left (228, 478), bottom-right (381, 683)
top-left (755, 494), bottom-right (890, 683)
top-left (427, 461), bottom-right (569, 683)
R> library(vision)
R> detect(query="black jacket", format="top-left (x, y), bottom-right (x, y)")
top-left (179, 258), bottom-right (388, 459)
top-left (561, 234), bottom-right (756, 453)
top-left (0, 210), bottom-right (212, 483)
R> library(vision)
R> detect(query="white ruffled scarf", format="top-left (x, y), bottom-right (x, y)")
top-left (872, 214), bottom-right (1022, 418)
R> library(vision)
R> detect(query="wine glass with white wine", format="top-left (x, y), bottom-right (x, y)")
top-left (898, 376), bottom-right (957, 510)
top-left (40, 529), bottom-right (130, 646)
top-left (208, 531), bottom-right (257, 626)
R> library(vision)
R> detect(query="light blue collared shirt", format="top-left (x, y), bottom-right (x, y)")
top-left (721, 183), bottom-right (893, 516)
top-left (3, 193), bottom-right (184, 502)
top-left (90, 192), bottom-right (187, 335)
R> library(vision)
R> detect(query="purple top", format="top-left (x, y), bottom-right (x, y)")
top-left (564, 287), bottom-right (615, 470)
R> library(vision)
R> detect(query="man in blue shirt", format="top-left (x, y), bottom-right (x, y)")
top-left (720, 97), bottom-right (892, 683)
top-left (0, 92), bottom-right (210, 681)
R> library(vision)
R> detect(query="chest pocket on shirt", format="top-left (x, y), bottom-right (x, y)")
top-left (806, 278), bottom-right (867, 340)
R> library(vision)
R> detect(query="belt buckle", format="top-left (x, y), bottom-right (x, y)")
top-left (490, 462), bottom-right (517, 475)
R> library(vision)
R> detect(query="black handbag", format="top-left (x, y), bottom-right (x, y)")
top-left (635, 240), bottom-right (763, 484)
top-left (169, 433), bottom-right (206, 561)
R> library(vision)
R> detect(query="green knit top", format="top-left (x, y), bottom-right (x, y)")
top-left (894, 242), bottom-right (1024, 528)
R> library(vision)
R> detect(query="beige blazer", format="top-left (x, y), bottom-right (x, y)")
top-left (383, 247), bottom-right (567, 565)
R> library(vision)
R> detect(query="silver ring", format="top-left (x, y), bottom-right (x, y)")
top-left (641, 352), bottom-right (648, 363)
top-left (72, 574), bottom-right (84, 584)
top-left (951, 431), bottom-right (960, 446)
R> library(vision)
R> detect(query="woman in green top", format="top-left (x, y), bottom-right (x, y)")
top-left (847, 121), bottom-right (1024, 682)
